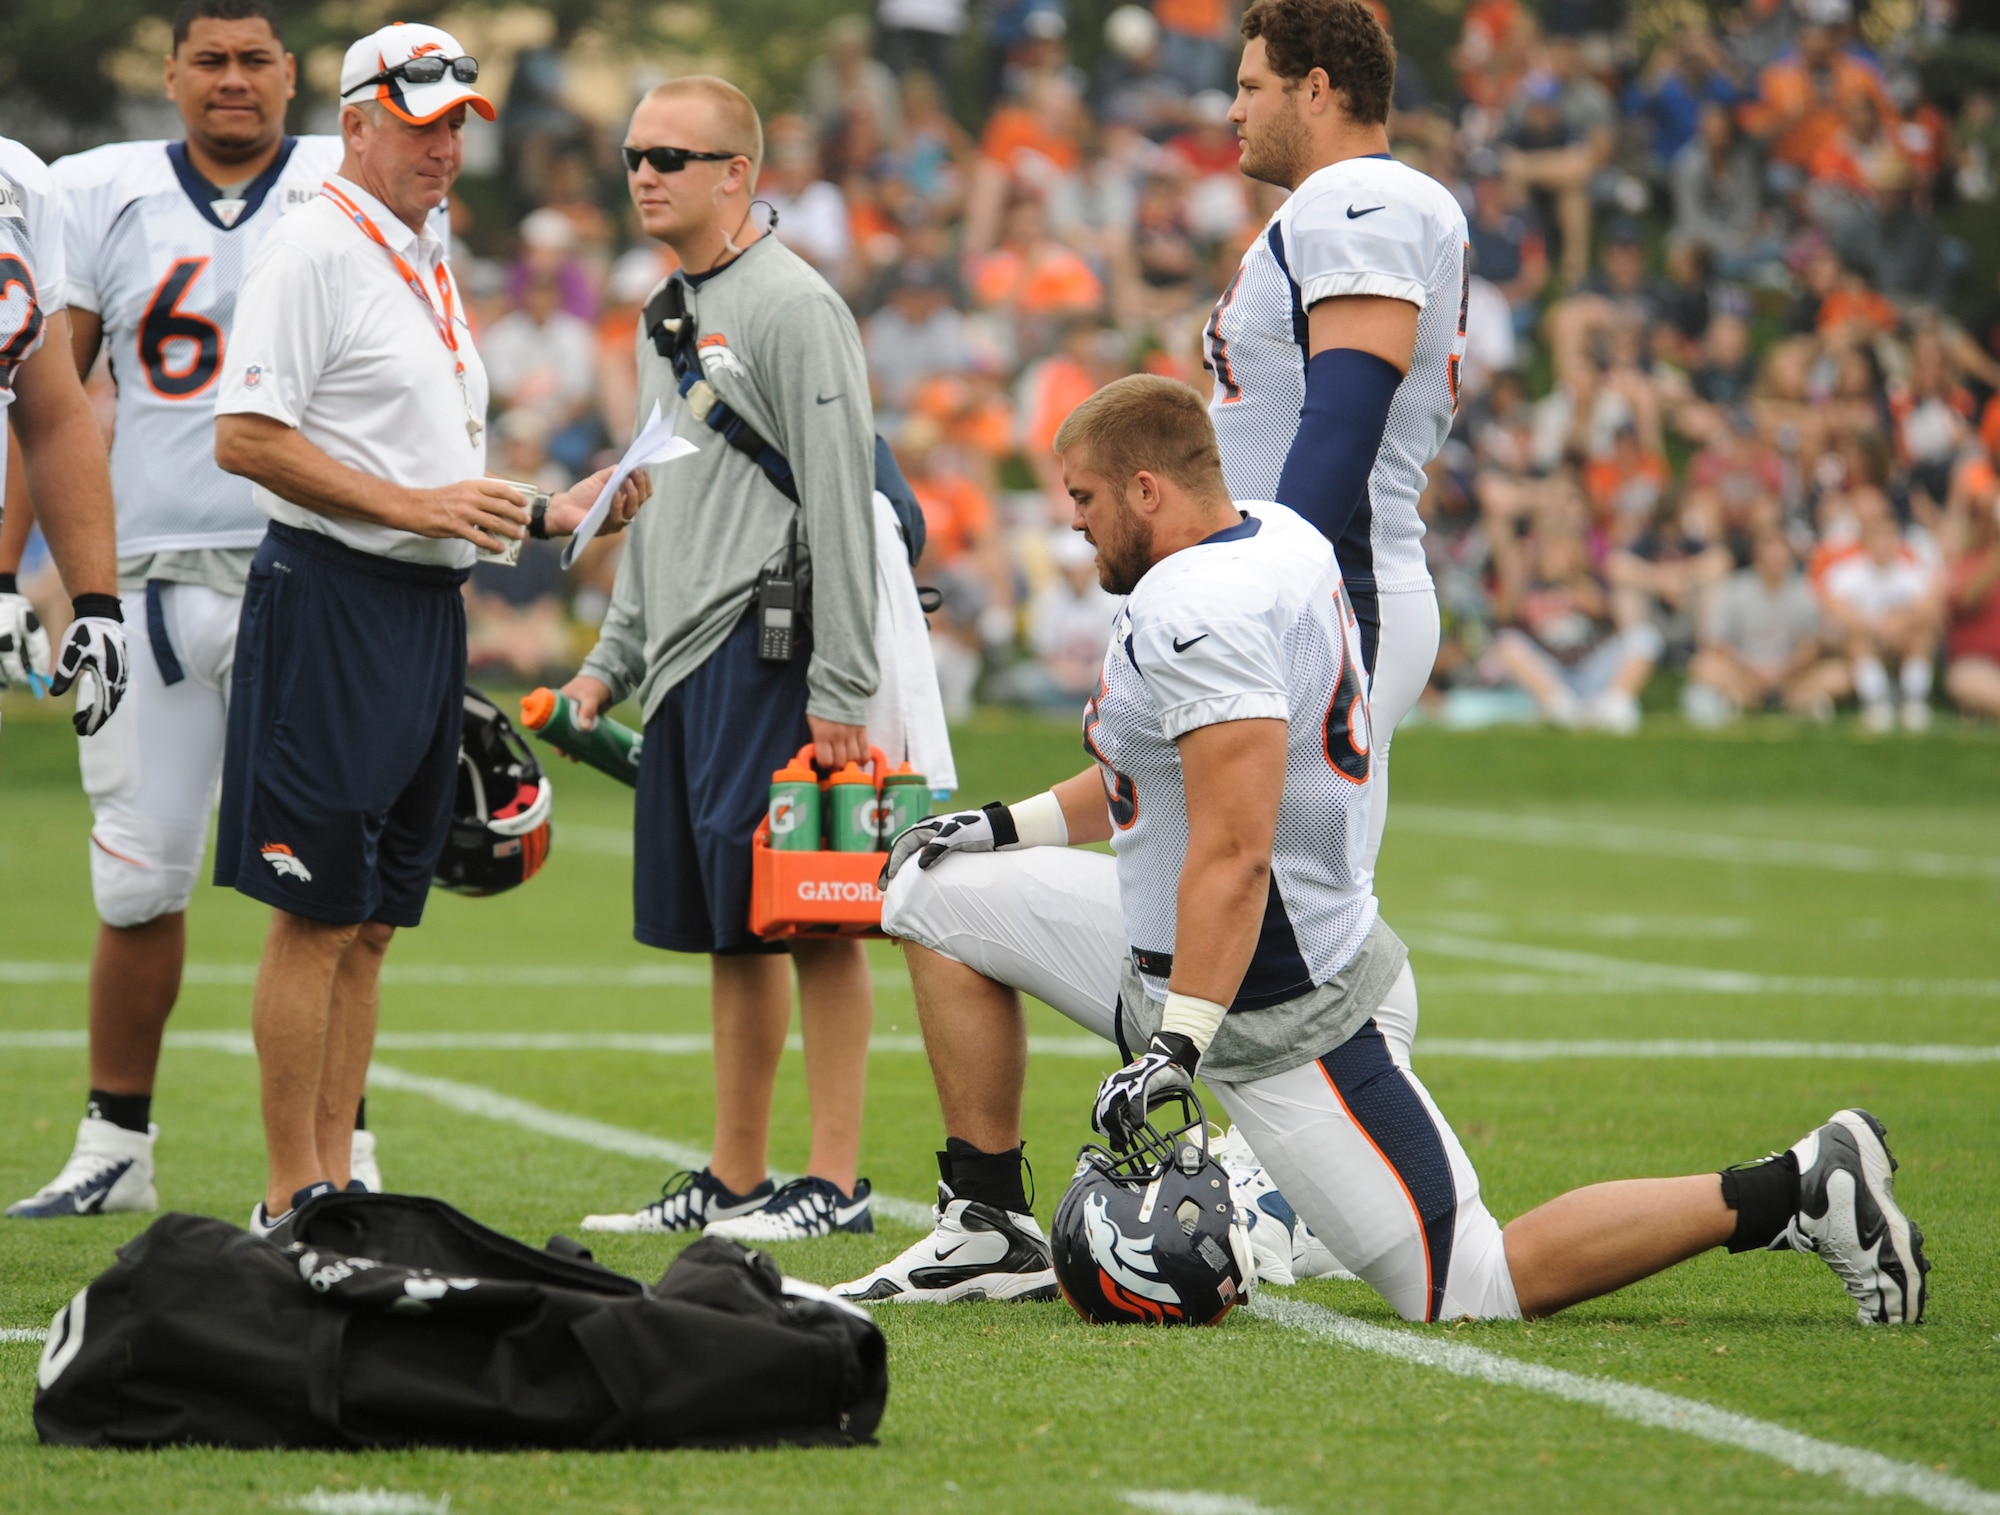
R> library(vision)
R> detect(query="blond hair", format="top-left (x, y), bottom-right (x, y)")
top-left (1053, 374), bottom-right (1228, 496)
top-left (643, 75), bottom-right (764, 178)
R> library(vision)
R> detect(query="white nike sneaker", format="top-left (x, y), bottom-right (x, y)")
top-left (704, 1176), bottom-right (874, 1241)
top-left (1774, 1108), bottom-right (1929, 1325)
top-left (1208, 1125), bottom-right (1358, 1284)
top-left (349, 1129), bottom-right (382, 1194)
top-left (248, 1181), bottom-right (339, 1245)
top-left (833, 1183), bottom-right (1057, 1303)
top-left (581, 1168), bottom-right (775, 1234)
top-left (6, 1118), bottom-right (158, 1218)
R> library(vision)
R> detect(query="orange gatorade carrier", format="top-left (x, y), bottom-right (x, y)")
top-left (749, 744), bottom-right (892, 939)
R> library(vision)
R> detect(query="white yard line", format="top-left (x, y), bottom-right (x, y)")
top-left (1404, 930), bottom-right (2000, 999)
top-left (0, 1328), bottom-right (46, 1344)
top-left (288, 1493), bottom-right (449, 1515)
top-left (1120, 1493), bottom-right (1283, 1515)
top-left (4, 1029), bottom-right (1996, 1063)
top-left (363, 1062), bottom-right (935, 1229)
top-left (1393, 805), bottom-right (2000, 882)
top-left (1254, 1298), bottom-right (2000, 1515)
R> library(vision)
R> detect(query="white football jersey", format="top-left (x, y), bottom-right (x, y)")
top-left (0, 136), bottom-right (66, 511)
top-left (1084, 501), bottom-right (1378, 1009)
top-left (52, 136), bottom-right (345, 556)
top-left (1203, 155), bottom-right (1468, 597)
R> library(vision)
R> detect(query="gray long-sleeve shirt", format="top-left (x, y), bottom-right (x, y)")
top-left (580, 235), bottom-right (878, 725)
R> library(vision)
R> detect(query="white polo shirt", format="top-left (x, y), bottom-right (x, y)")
top-left (216, 173), bottom-right (486, 567)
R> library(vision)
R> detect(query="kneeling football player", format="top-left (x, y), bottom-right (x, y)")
top-left (834, 376), bottom-right (1928, 1326)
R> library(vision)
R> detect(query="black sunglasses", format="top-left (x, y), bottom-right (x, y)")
top-left (346, 54), bottom-right (479, 94)
top-left (622, 144), bottom-right (740, 174)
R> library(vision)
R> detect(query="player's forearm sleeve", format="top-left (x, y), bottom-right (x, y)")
top-left (1273, 347), bottom-right (1403, 555)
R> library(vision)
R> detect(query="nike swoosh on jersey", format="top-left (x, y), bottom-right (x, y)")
top-left (1172, 634), bottom-right (1209, 653)
top-left (1346, 204), bottom-right (1386, 219)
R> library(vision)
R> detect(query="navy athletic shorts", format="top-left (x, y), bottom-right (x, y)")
top-left (215, 523), bottom-right (469, 928)
top-left (633, 606), bottom-right (814, 956)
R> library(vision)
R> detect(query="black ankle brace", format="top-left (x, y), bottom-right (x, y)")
top-left (1719, 1149), bottom-right (1800, 1253)
top-left (940, 1138), bottom-right (1031, 1215)
top-left (87, 1090), bottom-right (151, 1134)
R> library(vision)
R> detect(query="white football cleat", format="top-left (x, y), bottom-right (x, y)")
top-left (6, 1118), bottom-right (158, 1218)
top-left (704, 1176), bottom-right (873, 1242)
top-left (833, 1183), bottom-right (1056, 1303)
top-left (1775, 1109), bottom-right (1929, 1325)
top-left (349, 1129), bottom-right (382, 1194)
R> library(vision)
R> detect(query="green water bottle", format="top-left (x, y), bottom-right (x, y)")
top-left (826, 762), bottom-right (880, 852)
top-left (877, 763), bottom-right (930, 850)
top-left (520, 688), bottom-right (643, 787)
top-left (768, 752), bottom-right (822, 851)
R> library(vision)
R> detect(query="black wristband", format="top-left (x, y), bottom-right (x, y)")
top-left (0, 572), bottom-right (17, 594)
top-left (527, 495), bottom-right (551, 541)
top-left (1150, 1031), bottom-right (1201, 1075)
top-left (981, 799), bottom-right (1020, 848)
top-left (70, 593), bottom-right (124, 623)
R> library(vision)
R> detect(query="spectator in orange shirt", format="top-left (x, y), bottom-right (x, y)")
top-left (1456, 0), bottom-right (1535, 113)
top-left (969, 195), bottom-right (1105, 357)
top-left (1018, 321), bottom-right (1131, 518)
top-left (1154, 0), bottom-right (1232, 92)
top-left (1741, 22), bottom-right (1897, 175)
top-left (897, 416), bottom-right (1015, 717)
top-left (1584, 423), bottom-right (1672, 539)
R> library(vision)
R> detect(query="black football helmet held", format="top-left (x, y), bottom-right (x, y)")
top-left (434, 686), bottom-right (553, 896)
top-left (1051, 1090), bottom-right (1253, 1326)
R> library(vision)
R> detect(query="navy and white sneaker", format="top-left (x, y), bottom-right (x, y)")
top-left (249, 1181), bottom-right (339, 1245)
top-left (6, 1117), bottom-right (158, 1218)
top-left (1774, 1109), bottom-right (1930, 1325)
top-left (349, 1129), bottom-right (382, 1194)
top-left (704, 1175), bottom-right (874, 1242)
top-left (833, 1183), bottom-right (1054, 1303)
top-left (580, 1168), bottom-right (775, 1235)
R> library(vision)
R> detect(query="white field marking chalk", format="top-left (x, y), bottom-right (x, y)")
top-left (0, 1328), bottom-right (48, 1344)
top-left (364, 1062), bottom-right (935, 1229)
top-left (1255, 1298), bottom-right (2000, 1515)
top-left (0, 961), bottom-right (912, 991)
top-left (289, 1492), bottom-right (449, 1515)
top-left (1393, 805), bottom-right (2000, 882)
top-left (1404, 930), bottom-right (2000, 999)
top-left (4, 1030), bottom-right (1997, 1063)
top-left (1120, 1493), bottom-right (1284, 1515)
top-left (552, 822), bottom-right (634, 855)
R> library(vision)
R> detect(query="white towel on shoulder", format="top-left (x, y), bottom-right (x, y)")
top-left (866, 491), bottom-right (958, 795)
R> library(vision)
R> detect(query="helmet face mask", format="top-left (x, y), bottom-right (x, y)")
top-left (434, 686), bottom-right (554, 897)
top-left (1051, 1090), bottom-right (1253, 1327)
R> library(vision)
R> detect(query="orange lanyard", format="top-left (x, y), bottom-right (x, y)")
top-left (321, 180), bottom-right (481, 444)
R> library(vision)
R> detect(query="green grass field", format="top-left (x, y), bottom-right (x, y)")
top-left (2, 697), bottom-right (1997, 1515)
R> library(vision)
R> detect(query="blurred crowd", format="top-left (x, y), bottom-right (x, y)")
top-left (442, 0), bottom-right (2000, 731)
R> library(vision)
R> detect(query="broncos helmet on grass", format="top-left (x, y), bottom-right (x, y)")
top-left (1051, 1090), bottom-right (1253, 1326)
top-left (435, 686), bottom-right (553, 896)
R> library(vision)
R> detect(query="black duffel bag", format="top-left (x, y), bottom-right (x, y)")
top-left (33, 1193), bottom-right (886, 1450)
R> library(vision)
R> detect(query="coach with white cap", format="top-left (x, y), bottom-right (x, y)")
top-left (213, 21), bottom-right (649, 1238)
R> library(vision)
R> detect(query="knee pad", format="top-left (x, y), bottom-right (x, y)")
top-left (879, 858), bottom-right (960, 953)
top-left (89, 829), bottom-right (198, 928)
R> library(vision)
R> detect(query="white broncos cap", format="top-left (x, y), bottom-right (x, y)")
top-left (339, 22), bottom-right (495, 126)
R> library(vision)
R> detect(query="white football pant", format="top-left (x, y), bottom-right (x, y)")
top-left (1363, 585), bottom-right (1440, 877)
top-left (883, 847), bottom-right (1520, 1322)
top-left (78, 584), bottom-right (239, 927)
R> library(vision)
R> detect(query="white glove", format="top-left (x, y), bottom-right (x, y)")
top-left (48, 610), bottom-right (128, 736)
top-left (0, 591), bottom-right (50, 690)
top-left (1091, 1033), bottom-right (1198, 1151)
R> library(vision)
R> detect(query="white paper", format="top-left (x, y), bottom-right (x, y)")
top-left (560, 401), bottom-right (699, 569)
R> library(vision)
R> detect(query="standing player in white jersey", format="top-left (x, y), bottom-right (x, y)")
top-left (834, 377), bottom-right (1928, 1330)
top-left (5, 0), bottom-right (382, 1220)
top-left (1203, 0), bottom-right (1462, 880)
top-left (0, 138), bottom-right (128, 737)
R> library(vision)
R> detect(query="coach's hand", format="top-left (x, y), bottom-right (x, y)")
top-left (406, 478), bottom-right (531, 552)
top-left (545, 466), bottom-right (653, 540)
top-left (808, 714), bottom-right (869, 771)
top-left (0, 590), bottom-right (50, 690)
top-left (560, 674), bottom-right (614, 733)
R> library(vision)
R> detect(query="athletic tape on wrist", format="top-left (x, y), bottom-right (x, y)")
top-left (1008, 790), bottom-right (1069, 849)
top-left (1160, 991), bottom-right (1229, 1056)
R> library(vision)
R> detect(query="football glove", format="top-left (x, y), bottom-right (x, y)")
top-left (48, 601), bottom-right (128, 737)
top-left (879, 800), bottom-right (1021, 888)
top-left (1092, 1032), bottom-right (1199, 1152)
top-left (0, 590), bottom-right (50, 691)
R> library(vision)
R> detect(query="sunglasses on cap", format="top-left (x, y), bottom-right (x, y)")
top-left (346, 54), bottom-right (480, 94)
top-left (622, 144), bottom-right (740, 174)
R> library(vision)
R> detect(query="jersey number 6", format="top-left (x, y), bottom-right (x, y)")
top-left (140, 258), bottom-right (223, 399)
